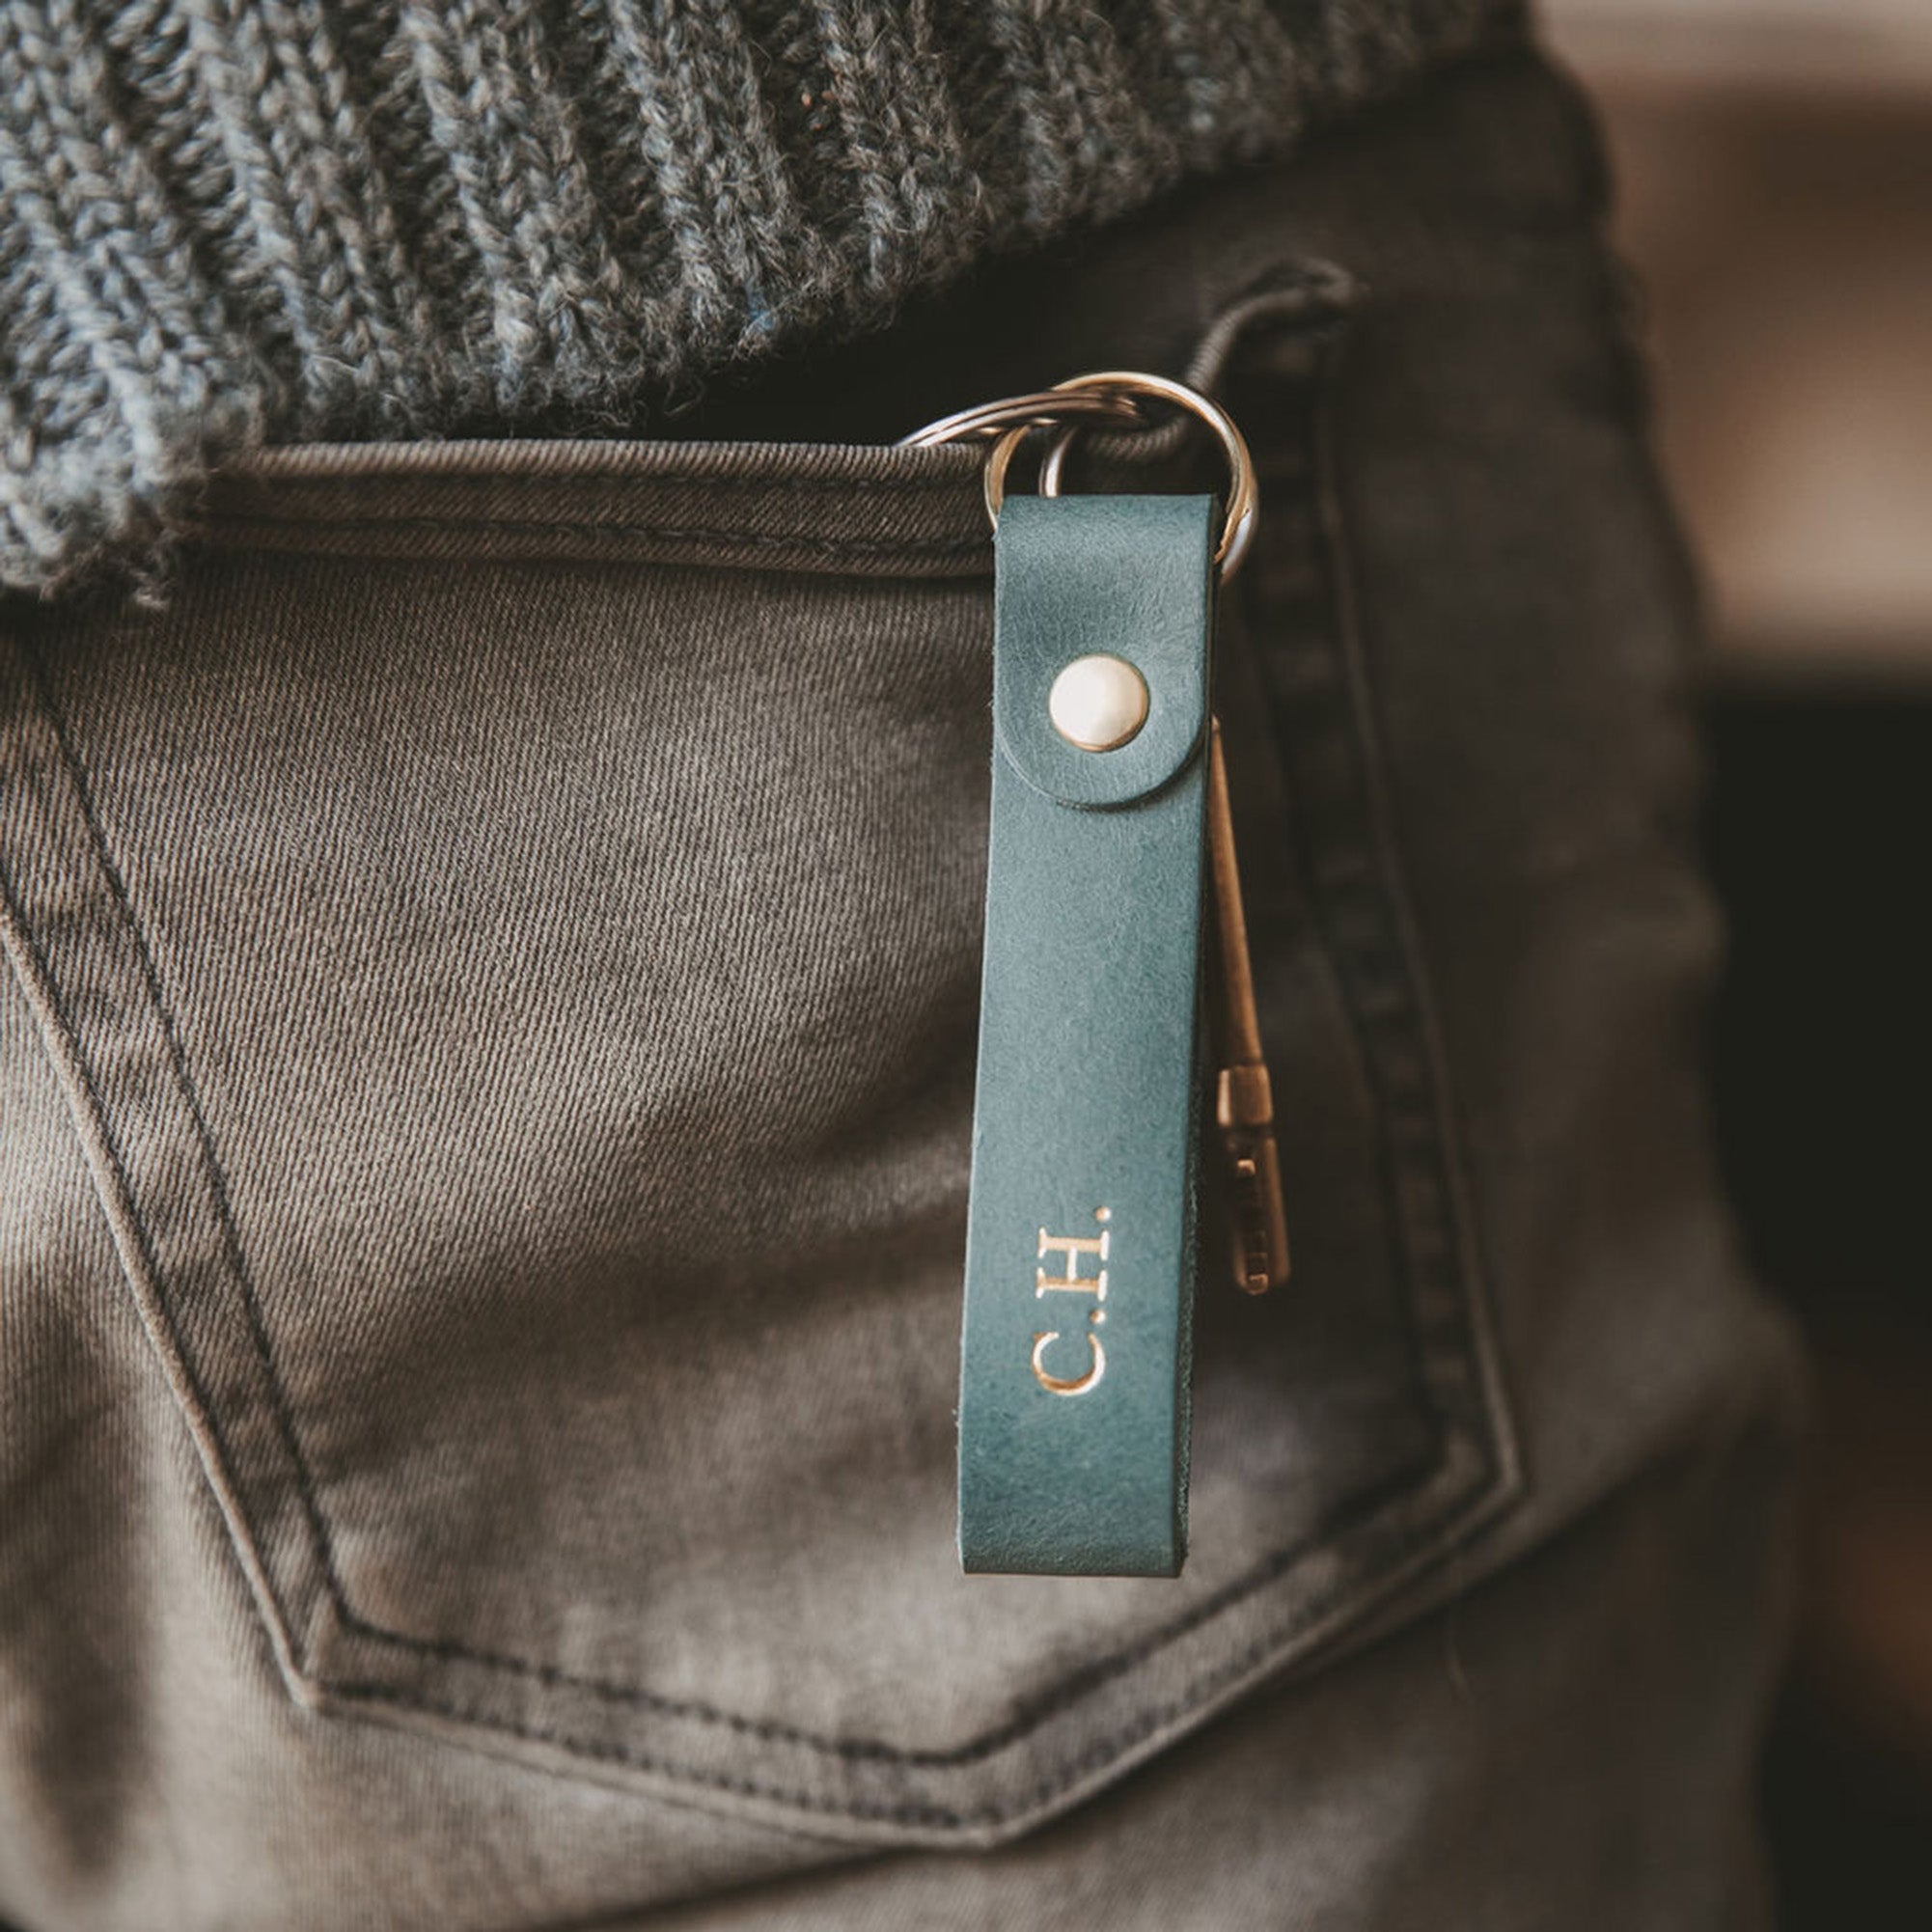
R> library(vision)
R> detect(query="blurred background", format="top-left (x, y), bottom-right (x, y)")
top-left (1544, 3), bottom-right (1932, 1923)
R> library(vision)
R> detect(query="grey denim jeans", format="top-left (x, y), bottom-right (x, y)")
top-left (0, 41), bottom-right (1805, 1931)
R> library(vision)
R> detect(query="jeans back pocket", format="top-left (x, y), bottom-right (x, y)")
top-left (0, 291), bottom-right (1516, 1845)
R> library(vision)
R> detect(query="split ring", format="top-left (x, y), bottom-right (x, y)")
top-left (979, 372), bottom-right (1257, 579)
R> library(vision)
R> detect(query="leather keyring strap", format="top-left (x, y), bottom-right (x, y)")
top-left (956, 493), bottom-right (1216, 1577)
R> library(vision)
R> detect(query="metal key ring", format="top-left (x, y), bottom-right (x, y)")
top-left (897, 388), bottom-right (1147, 448)
top-left (981, 372), bottom-right (1258, 579)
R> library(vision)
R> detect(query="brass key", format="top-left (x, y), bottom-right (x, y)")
top-left (1205, 719), bottom-right (1290, 1294)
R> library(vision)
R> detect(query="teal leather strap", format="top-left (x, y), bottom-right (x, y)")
top-left (957, 493), bottom-right (1216, 1577)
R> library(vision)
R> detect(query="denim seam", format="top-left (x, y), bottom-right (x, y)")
top-left (0, 846), bottom-right (306, 1633)
top-left (226, 468), bottom-right (975, 498)
top-left (328, 1450), bottom-right (1440, 1769)
top-left (10, 636), bottom-right (357, 1665)
top-left (322, 1484), bottom-right (1442, 1830)
top-left (193, 513), bottom-right (987, 558)
top-left (1240, 406), bottom-right (1449, 1441)
top-left (1298, 333), bottom-right (1516, 1485)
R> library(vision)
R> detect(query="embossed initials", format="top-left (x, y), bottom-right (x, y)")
top-left (1031, 1329), bottom-right (1104, 1396)
top-left (1035, 1213), bottom-right (1109, 1300)
top-left (1032, 1208), bottom-right (1111, 1396)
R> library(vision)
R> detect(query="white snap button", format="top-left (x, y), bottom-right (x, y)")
top-left (1047, 654), bottom-right (1149, 753)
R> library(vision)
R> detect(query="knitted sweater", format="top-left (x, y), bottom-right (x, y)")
top-left (1, 0), bottom-right (1509, 591)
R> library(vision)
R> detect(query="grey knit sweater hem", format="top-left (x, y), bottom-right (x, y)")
top-left (2, 0), bottom-right (1513, 593)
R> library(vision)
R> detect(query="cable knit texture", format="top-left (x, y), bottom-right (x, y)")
top-left (1, 0), bottom-right (1507, 589)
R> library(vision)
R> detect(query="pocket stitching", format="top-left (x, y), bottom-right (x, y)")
top-left (197, 511), bottom-right (986, 558)
top-left (0, 638), bottom-right (340, 1676)
top-left (322, 1482), bottom-right (1464, 1830)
